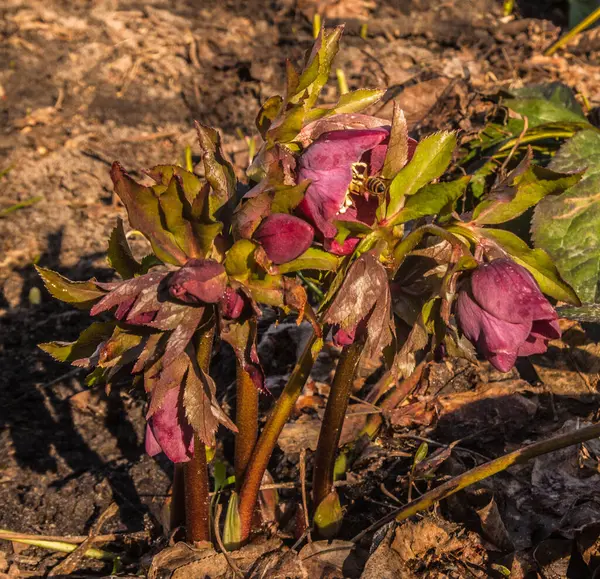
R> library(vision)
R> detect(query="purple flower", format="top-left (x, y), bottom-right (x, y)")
top-left (297, 128), bottom-right (417, 255)
top-left (145, 386), bottom-right (194, 463)
top-left (456, 259), bottom-right (561, 372)
top-left (253, 213), bottom-right (314, 264)
top-left (168, 258), bottom-right (227, 304)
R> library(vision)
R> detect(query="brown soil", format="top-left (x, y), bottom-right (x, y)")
top-left (1, 0), bottom-right (600, 576)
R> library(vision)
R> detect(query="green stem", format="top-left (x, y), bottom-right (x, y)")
top-left (184, 322), bottom-right (215, 545)
top-left (312, 340), bottom-right (365, 510)
top-left (238, 330), bottom-right (319, 542)
top-left (391, 225), bottom-right (468, 276)
top-left (545, 6), bottom-right (600, 56)
top-left (353, 421), bottom-right (600, 544)
top-left (235, 361), bottom-right (259, 487)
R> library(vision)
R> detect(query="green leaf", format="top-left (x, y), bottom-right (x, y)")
top-left (110, 162), bottom-right (187, 265)
top-left (266, 104), bottom-right (306, 144)
top-left (243, 276), bottom-right (285, 307)
top-left (195, 122), bottom-right (236, 216)
top-left (256, 95), bottom-right (283, 138)
top-left (413, 442), bottom-right (428, 466)
top-left (530, 130), bottom-right (600, 302)
top-left (382, 102), bottom-right (409, 180)
top-left (473, 164), bottom-right (583, 225)
top-left (533, 172), bottom-right (600, 303)
top-left (504, 98), bottom-right (587, 128)
top-left (146, 165), bottom-right (202, 205)
top-left (391, 176), bottom-right (469, 225)
top-left (39, 322), bottom-right (115, 363)
top-left (479, 228), bottom-right (580, 304)
top-left (224, 239), bottom-right (258, 278)
top-left (36, 266), bottom-right (105, 308)
top-left (304, 26), bottom-right (343, 110)
top-left (556, 304), bottom-right (600, 323)
top-left (386, 131), bottom-right (456, 221)
top-left (107, 218), bottom-right (143, 279)
top-left (295, 52), bottom-right (320, 95)
top-left (276, 248), bottom-right (340, 274)
top-left (158, 176), bottom-right (203, 258)
top-left (98, 328), bottom-right (143, 369)
top-left (329, 88), bottom-right (385, 115)
top-left (505, 83), bottom-right (585, 123)
top-left (271, 181), bottom-right (309, 214)
top-left (548, 129), bottom-right (600, 177)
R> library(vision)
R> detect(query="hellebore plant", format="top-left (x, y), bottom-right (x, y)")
top-left (39, 26), bottom-right (582, 551)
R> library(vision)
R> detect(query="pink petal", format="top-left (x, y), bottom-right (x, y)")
top-left (297, 129), bottom-right (389, 240)
top-left (470, 259), bottom-right (556, 324)
top-left (144, 424), bottom-right (162, 457)
top-left (147, 387), bottom-right (194, 463)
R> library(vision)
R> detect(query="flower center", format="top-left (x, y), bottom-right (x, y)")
top-left (339, 162), bottom-right (368, 214)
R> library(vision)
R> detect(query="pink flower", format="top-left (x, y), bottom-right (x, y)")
top-left (253, 213), bottom-right (314, 264)
top-left (456, 259), bottom-right (561, 372)
top-left (168, 259), bottom-right (227, 304)
top-left (297, 128), bottom-right (417, 255)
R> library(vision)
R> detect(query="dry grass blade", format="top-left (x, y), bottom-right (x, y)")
top-left (48, 503), bottom-right (119, 576)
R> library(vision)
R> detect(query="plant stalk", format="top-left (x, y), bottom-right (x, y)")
top-left (235, 361), bottom-right (259, 486)
top-left (170, 464), bottom-right (186, 530)
top-left (238, 330), bottom-right (319, 542)
top-left (312, 340), bottom-right (364, 510)
top-left (184, 322), bottom-right (215, 545)
top-left (545, 6), bottom-right (600, 56)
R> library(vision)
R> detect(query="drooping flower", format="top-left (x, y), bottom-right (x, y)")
top-left (253, 213), bottom-right (314, 264)
top-left (456, 259), bottom-right (561, 372)
top-left (168, 258), bottom-right (228, 304)
top-left (297, 127), bottom-right (417, 255)
top-left (145, 386), bottom-right (193, 463)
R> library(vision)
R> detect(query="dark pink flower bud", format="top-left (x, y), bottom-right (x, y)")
top-left (456, 259), bottom-right (560, 372)
top-left (253, 213), bottom-right (314, 264)
top-left (219, 287), bottom-right (246, 319)
top-left (168, 258), bottom-right (227, 304)
top-left (333, 326), bottom-right (356, 347)
top-left (146, 386), bottom-right (194, 463)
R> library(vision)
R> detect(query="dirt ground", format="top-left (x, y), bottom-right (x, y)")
top-left (2, 0), bottom-right (600, 576)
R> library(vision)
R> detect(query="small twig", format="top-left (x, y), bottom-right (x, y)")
top-left (299, 449), bottom-right (311, 543)
top-left (214, 503), bottom-right (243, 578)
top-left (545, 7), bottom-right (600, 56)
